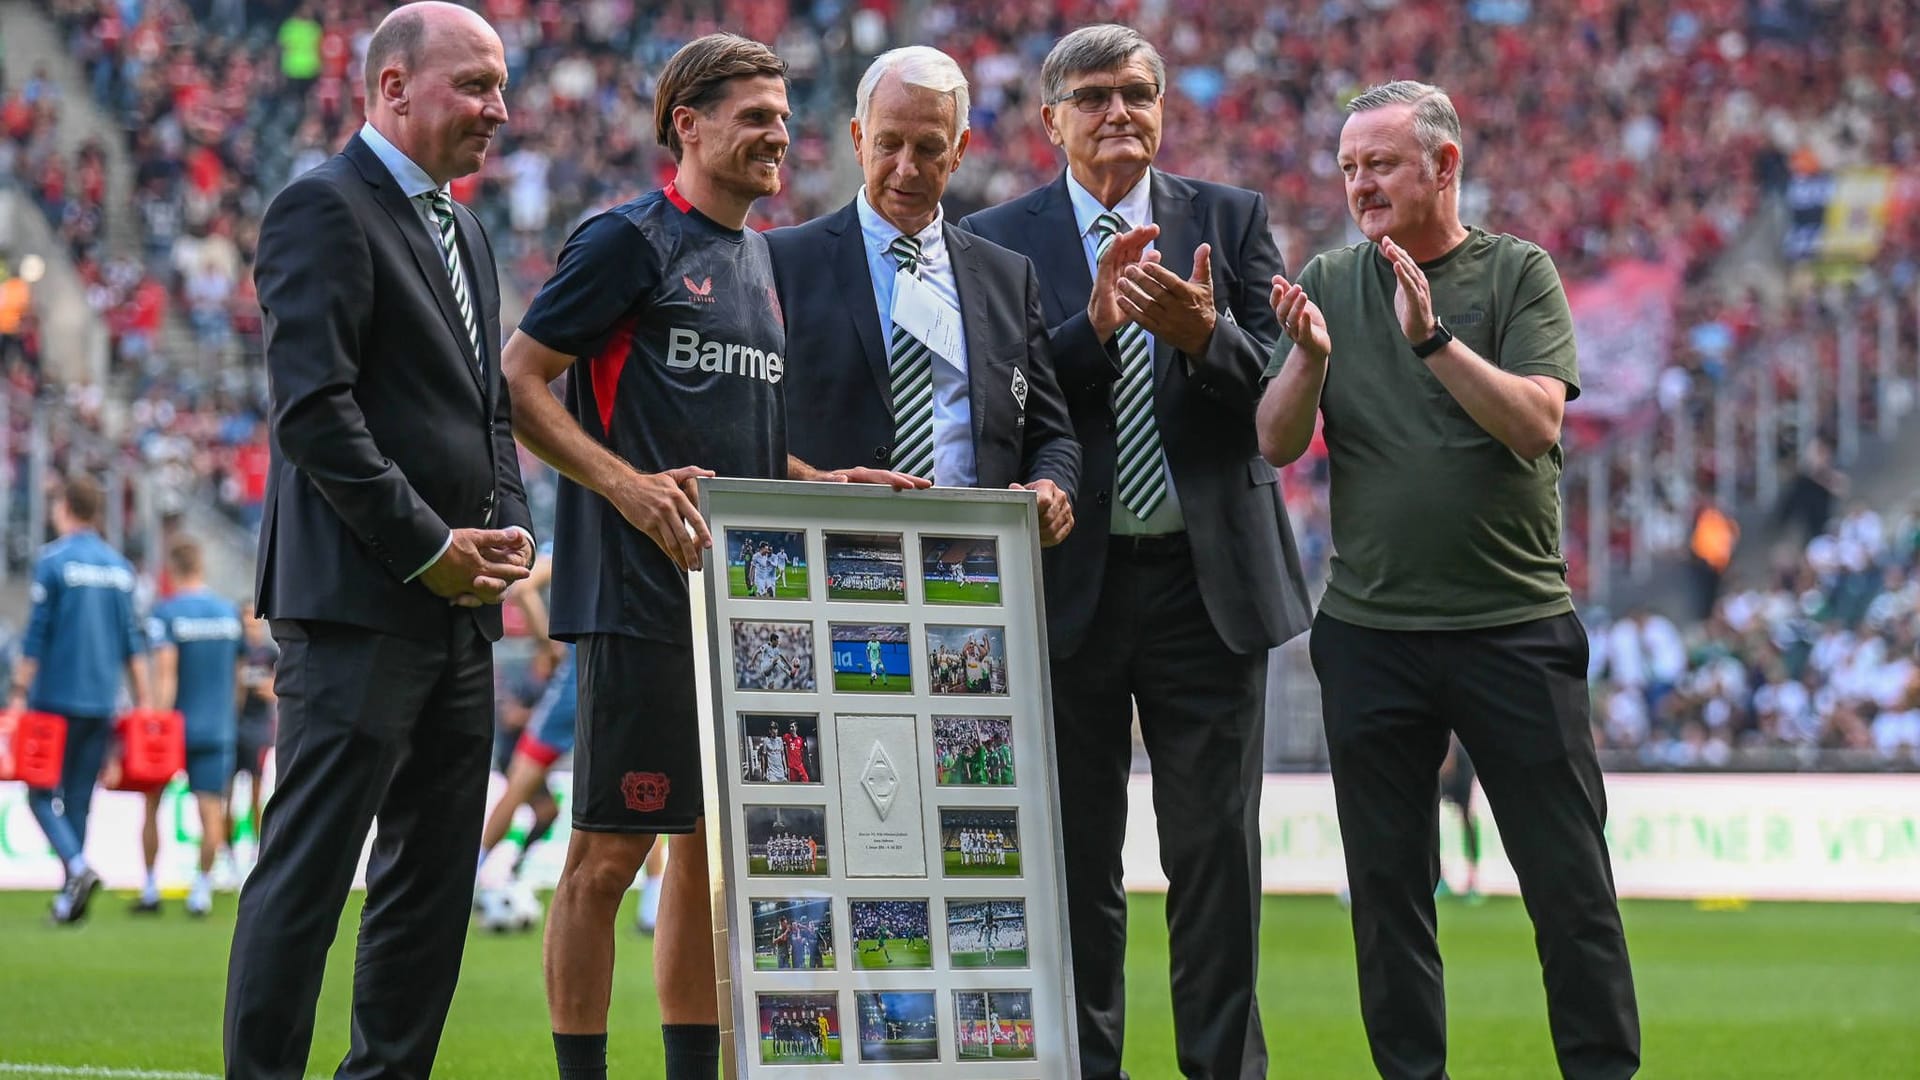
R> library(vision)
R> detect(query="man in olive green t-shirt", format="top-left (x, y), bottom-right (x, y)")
top-left (1256, 81), bottom-right (1640, 1080)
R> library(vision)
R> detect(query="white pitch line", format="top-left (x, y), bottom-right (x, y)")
top-left (0, 1065), bottom-right (221, 1079)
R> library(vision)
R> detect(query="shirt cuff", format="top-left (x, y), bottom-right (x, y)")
top-left (405, 531), bottom-right (455, 583)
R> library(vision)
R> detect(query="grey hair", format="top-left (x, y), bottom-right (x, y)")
top-left (1346, 80), bottom-right (1463, 176)
top-left (1040, 24), bottom-right (1166, 106)
top-left (855, 46), bottom-right (971, 137)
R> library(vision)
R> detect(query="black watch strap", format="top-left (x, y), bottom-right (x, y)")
top-left (1411, 319), bottom-right (1452, 359)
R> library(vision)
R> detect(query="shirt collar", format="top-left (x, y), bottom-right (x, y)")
top-left (855, 186), bottom-right (946, 266)
top-left (359, 122), bottom-right (443, 202)
top-left (1065, 167), bottom-right (1153, 238)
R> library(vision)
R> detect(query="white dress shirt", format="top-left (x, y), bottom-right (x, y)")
top-left (357, 123), bottom-right (527, 579)
top-left (855, 188), bottom-right (976, 487)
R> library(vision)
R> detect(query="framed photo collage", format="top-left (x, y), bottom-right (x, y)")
top-left (694, 479), bottom-right (1077, 1076)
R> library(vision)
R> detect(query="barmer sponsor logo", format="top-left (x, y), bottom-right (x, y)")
top-left (665, 327), bottom-right (784, 384)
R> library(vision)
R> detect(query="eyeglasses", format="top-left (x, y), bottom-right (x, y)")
top-left (1049, 81), bottom-right (1161, 114)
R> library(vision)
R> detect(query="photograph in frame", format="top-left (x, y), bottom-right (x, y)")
top-left (725, 528), bottom-right (809, 600)
top-left (932, 715), bottom-right (1016, 786)
top-left (738, 713), bottom-right (822, 785)
top-left (745, 805), bottom-right (830, 877)
top-left (938, 807), bottom-right (1022, 878)
top-left (920, 535), bottom-right (1002, 605)
top-left (925, 624), bottom-right (1009, 696)
top-left (750, 897), bottom-right (835, 971)
top-left (945, 898), bottom-right (1029, 968)
top-left (953, 989), bottom-right (1037, 1061)
top-left (823, 531), bottom-right (907, 602)
top-left (757, 992), bottom-right (843, 1064)
top-left (829, 622), bottom-right (913, 694)
top-left (855, 990), bottom-right (940, 1063)
top-left (847, 898), bottom-right (934, 971)
top-left (731, 620), bottom-right (817, 692)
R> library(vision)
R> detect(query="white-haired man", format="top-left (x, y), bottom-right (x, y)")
top-left (1257, 80), bottom-right (1641, 1079)
top-left (768, 45), bottom-right (1080, 533)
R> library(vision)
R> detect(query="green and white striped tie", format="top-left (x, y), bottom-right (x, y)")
top-left (886, 233), bottom-right (936, 479)
top-left (425, 189), bottom-right (483, 370)
top-left (1092, 211), bottom-right (1167, 520)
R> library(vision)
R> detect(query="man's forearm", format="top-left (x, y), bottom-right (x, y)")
top-left (6, 657), bottom-right (35, 703)
top-left (1256, 346), bottom-right (1327, 466)
top-left (1425, 342), bottom-right (1561, 459)
top-left (786, 455), bottom-right (835, 481)
top-left (508, 371), bottom-right (639, 498)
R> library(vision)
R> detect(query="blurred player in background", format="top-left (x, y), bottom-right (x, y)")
top-left (228, 604), bottom-right (278, 880)
top-left (1437, 735), bottom-right (1483, 903)
top-left (476, 552), bottom-right (564, 930)
top-left (136, 536), bottom-right (243, 917)
top-left (9, 474), bottom-right (152, 925)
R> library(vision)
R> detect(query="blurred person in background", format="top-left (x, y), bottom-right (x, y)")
top-left (136, 535), bottom-right (243, 917)
top-left (228, 603), bottom-right (278, 879)
top-left (9, 473), bottom-right (152, 925)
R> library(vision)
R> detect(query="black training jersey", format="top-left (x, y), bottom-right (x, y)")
top-left (521, 184), bottom-right (787, 644)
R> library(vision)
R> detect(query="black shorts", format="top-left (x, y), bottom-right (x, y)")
top-left (234, 723), bottom-right (272, 780)
top-left (572, 632), bottom-right (703, 834)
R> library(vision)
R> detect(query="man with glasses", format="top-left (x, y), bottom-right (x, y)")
top-left (961, 23), bottom-right (1311, 1080)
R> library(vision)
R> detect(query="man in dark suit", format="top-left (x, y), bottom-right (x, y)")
top-left (224, 5), bottom-right (533, 1078)
top-left (960, 24), bottom-right (1312, 1080)
top-left (769, 45), bottom-right (1078, 539)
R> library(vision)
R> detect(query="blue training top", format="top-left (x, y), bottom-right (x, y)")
top-left (149, 588), bottom-right (243, 748)
top-left (23, 531), bottom-right (146, 718)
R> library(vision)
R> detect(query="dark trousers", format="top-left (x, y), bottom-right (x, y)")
top-left (1310, 611), bottom-right (1640, 1080)
top-left (224, 616), bottom-right (493, 1080)
top-left (26, 713), bottom-right (111, 869)
top-left (1051, 535), bottom-right (1268, 1080)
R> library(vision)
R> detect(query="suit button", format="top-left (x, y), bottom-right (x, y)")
top-left (874, 446), bottom-right (889, 463)
top-left (1104, 419), bottom-right (1116, 433)
top-left (1096, 490), bottom-right (1111, 507)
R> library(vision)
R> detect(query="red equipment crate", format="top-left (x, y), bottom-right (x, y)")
top-left (0, 709), bottom-right (67, 788)
top-left (112, 709), bottom-right (185, 791)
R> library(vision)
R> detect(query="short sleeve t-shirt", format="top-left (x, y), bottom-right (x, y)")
top-left (520, 185), bottom-right (787, 644)
top-left (149, 589), bottom-right (244, 748)
top-left (1269, 228), bottom-right (1579, 630)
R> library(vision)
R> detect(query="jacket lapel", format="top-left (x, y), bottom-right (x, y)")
top-left (346, 136), bottom-right (485, 405)
top-left (824, 200), bottom-right (893, 403)
top-left (946, 224), bottom-right (995, 451)
top-left (1148, 169), bottom-right (1201, 389)
top-left (1028, 174), bottom-right (1095, 319)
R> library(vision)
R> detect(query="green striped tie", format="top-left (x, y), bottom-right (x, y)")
top-left (425, 190), bottom-right (483, 371)
top-left (1092, 211), bottom-right (1167, 520)
top-left (886, 234), bottom-right (935, 479)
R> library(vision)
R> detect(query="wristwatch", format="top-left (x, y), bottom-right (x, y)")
top-left (1410, 319), bottom-right (1452, 359)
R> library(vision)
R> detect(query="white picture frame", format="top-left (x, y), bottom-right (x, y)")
top-left (691, 478), bottom-right (1078, 1077)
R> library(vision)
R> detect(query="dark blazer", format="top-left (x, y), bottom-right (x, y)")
top-left (961, 170), bottom-right (1311, 657)
top-left (253, 134), bottom-right (532, 641)
top-left (767, 199), bottom-right (1080, 497)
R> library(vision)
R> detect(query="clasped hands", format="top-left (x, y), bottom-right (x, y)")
top-left (1088, 223), bottom-right (1217, 357)
top-left (421, 527), bottom-right (534, 608)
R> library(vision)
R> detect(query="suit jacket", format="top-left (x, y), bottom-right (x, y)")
top-left (766, 199), bottom-right (1080, 497)
top-left (960, 170), bottom-right (1311, 658)
top-left (253, 134), bottom-right (532, 641)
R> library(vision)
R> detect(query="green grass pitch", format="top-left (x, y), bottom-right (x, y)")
top-left (726, 564), bottom-right (809, 600)
top-left (850, 937), bottom-right (933, 970)
top-left (753, 947), bottom-right (836, 971)
top-left (922, 578), bottom-right (1001, 605)
top-left (950, 946), bottom-right (1028, 968)
top-left (1, 892), bottom-right (1915, 1077)
top-left (757, 1035), bottom-right (841, 1064)
top-left (832, 669), bottom-right (910, 693)
top-left (944, 849), bottom-right (1022, 876)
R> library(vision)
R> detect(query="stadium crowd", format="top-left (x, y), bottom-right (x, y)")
top-left (6, 0), bottom-right (1920, 770)
top-left (1590, 498), bottom-right (1920, 766)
